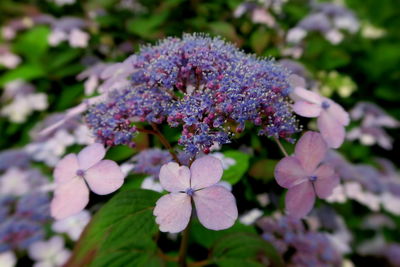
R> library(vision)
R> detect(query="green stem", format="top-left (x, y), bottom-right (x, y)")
top-left (178, 219), bottom-right (192, 267)
top-left (150, 123), bottom-right (182, 165)
top-left (274, 137), bottom-right (289, 157)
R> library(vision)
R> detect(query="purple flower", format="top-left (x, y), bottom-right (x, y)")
top-left (0, 219), bottom-right (44, 252)
top-left (86, 34), bottom-right (298, 155)
top-left (274, 131), bottom-right (339, 218)
top-left (154, 156), bottom-right (238, 233)
top-left (292, 87), bottom-right (350, 148)
top-left (51, 143), bottom-right (124, 219)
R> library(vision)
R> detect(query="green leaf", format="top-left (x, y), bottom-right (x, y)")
top-left (221, 150), bottom-right (250, 184)
top-left (250, 29), bottom-right (270, 54)
top-left (211, 233), bottom-right (284, 267)
top-left (190, 220), bottom-right (256, 248)
top-left (105, 145), bottom-right (136, 162)
top-left (209, 21), bottom-right (239, 42)
top-left (13, 26), bottom-right (50, 62)
top-left (67, 189), bottom-right (163, 267)
top-left (55, 84), bottom-right (84, 110)
top-left (0, 63), bottom-right (45, 86)
top-left (127, 12), bottom-right (169, 39)
top-left (46, 49), bottom-right (82, 71)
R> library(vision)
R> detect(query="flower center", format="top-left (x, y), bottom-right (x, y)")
top-left (185, 188), bottom-right (195, 196)
top-left (309, 175), bottom-right (318, 182)
top-left (321, 101), bottom-right (330, 110)
top-left (76, 169), bottom-right (85, 177)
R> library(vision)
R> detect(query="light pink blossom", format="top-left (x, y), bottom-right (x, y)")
top-left (274, 131), bottom-right (339, 218)
top-left (154, 156), bottom-right (238, 233)
top-left (292, 87), bottom-right (350, 148)
top-left (51, 143), bottom-right (124, 219)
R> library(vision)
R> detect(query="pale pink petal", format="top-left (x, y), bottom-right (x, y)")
top-left (51, 178), bottom-right (89, 220)
top-left (85, 160), bottom-right (124, 195)
top-left (153, 193), bottom-right (192, 233)
top-left (295, 131), bottom-right (328, 173)
top-left (190, 156), bottom-right (223, 190)
top-left (54, 154), bottom-right (79, 184)
top-left (325, 99), bottom-right (350, 126)
top-left (274, 156), bottom-right (307, 188)
top-left (313, 164), bottom-right (340, 199)
top-left (193, 185), bottom-right (238, 230)
top-left (159, 162), bottom-right (190, 193)
top-left (317, 112), bottom-right (346, 148)
top-left (285, 182), bottom-right (315, 219)
top-left (293, 101), bottom-right (321, 118)
top-left (293, 87), bottom-right (322, 104)
top-left (77, 143), bottom-right (106, 170)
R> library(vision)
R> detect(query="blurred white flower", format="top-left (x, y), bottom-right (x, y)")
top-left (256, 193), bottom-right (270, 207)
top-left (344, 182), bottom-right (381, 211)
top-left (26, 129), bottom-right (75, 166)
top-left (50, 0), bottom-right (76, 6)
top-left (324, 216), bottom-right (352, 254)
top-left (361, 23), bottom-right (386, 39)
top-left (333, 15), bottom-right (359, 33)
top-left (120, 163), bottom-right (135, 176)
top-left (239, 209), bottom-right (263, 225)
top-left (69, 29), bottom-right (89, 48)
top-left (52, 210), bottom-right (91, 241)
top-left (251, 8), bottom-right (275, 27)
top-left (326, 184), bottom-right (347, 203)
top-left (73, 125), bottom-right (95, 145)
top-left (0, 251), bottom-right (16, 267)
top-left (1, 93), bottom-right (48, 123)
top-left (325, 29), bottom-right (344, 44)
top-left (1, 26), bottom-right (16, 40)
top-left (210, 152), bottom-right (236, 169)
top-left (48, 30), bottom-right (68, 46)
top-left (141, 176), bottom-right (163, 192)
top-left (0, 51), bottom-right (21, 69)
top-left (83, 75), bottom-right (99, 95)
top-left (0, 167), bottom-right (31, 196)
top-left (28, 236), bottom-right (71, 267)
top-left (381, 192), bottom-right (400, 215)
top-left (286, 28), bottom-right (307, 43)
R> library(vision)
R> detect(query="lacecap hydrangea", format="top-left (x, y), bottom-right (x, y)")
top-left (86, 33), bottom-right (298, 154)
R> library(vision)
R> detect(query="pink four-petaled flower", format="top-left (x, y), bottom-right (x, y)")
top-left (51, 143), bottom-right (124, 220)
top-left (292, 87), bottom-right (350, 148)
top-left (274, 131), bottom-right (339, 218)
top-left (154, 156), bottom-right (238, 233)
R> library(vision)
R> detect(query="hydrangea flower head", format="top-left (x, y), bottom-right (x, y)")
top-left (86, 34), bottom-right (298, 155)
top-left (292, 87), bottom-right (349, 148)
top-left (154, 156), bottom-right (238, 233)
top-left (51, 143), bottom-right (124, 220)
top-left (274, 131), bottom-right (339, 218)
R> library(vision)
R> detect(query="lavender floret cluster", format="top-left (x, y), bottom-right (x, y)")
top-left (0, 193), bottom-right (50, 252)
top-left (257, 216), bottom-right (342, 266)
top-left (86, 34), bottom-right (298, 154)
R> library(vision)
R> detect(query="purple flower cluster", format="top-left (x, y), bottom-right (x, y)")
top-left (85, 34), bottom-right (298, 155)
top-left (0, 167), bottom-right (51, 252)
top-left (257, 216), bottom-right (342, 267)
top-left (0, 193), bottom-right (50, 252)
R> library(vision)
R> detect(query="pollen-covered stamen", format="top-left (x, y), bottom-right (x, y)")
top-left (309, 175), bottom-right (317, 182)
top-left (321, 101), bottom-right (330, 110)
top-left (185, 188), bottom-right (195, 196)
top-left (76, 169), bottom-right (85, 177)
